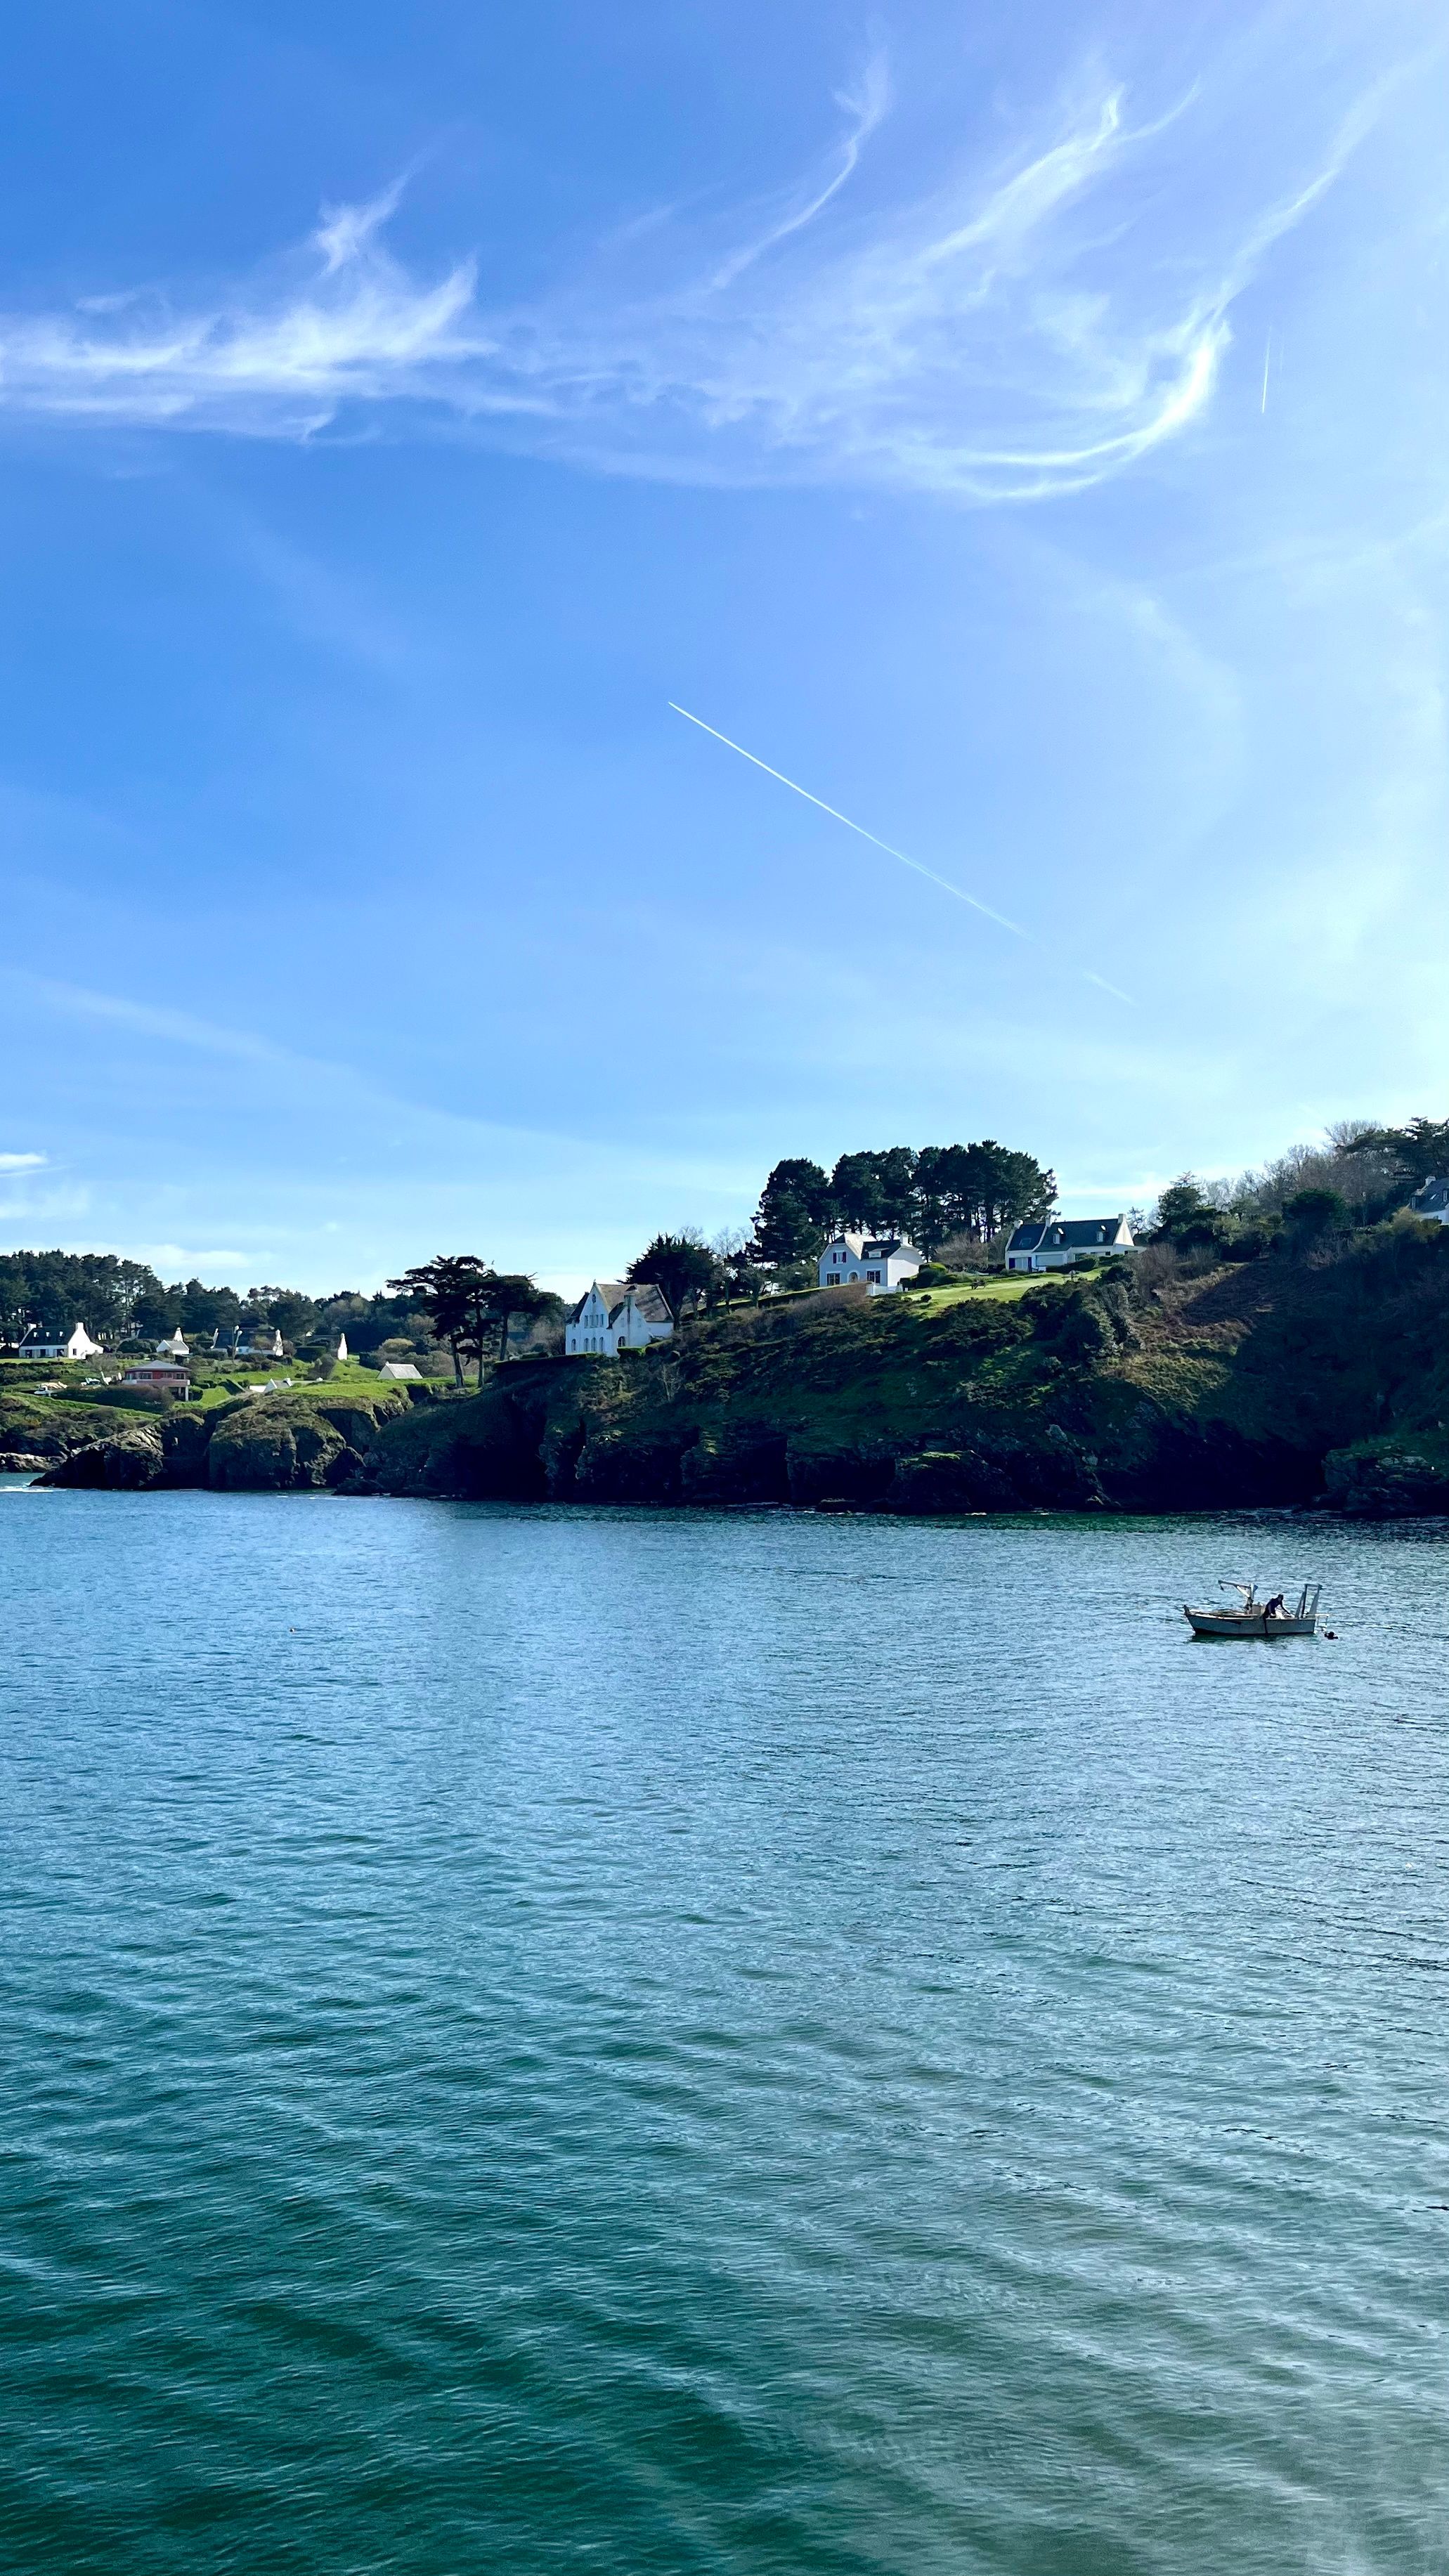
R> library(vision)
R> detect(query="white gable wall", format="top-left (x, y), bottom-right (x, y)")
top-left (565, 1284), bottom-right (614, 1355)
top-left (817, 1236), bottom-right (922, 1294)
top-left (22, 1322), bottom-right (104, 1360)
top-left (565, 1282), bottom-right (674, 1358)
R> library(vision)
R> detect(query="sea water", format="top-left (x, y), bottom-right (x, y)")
top-left (1, 1486), bottom-right (1446, 2575)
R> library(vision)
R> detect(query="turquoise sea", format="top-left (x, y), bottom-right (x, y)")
top-left (2, 1485), bottom-right (1447, 2574)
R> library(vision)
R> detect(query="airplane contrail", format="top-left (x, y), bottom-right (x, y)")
top-left (667, 701), bottom-right (1027, 937)
top-left (1261, 330), bottom-right (1272, 415)
top-left (668, 701), bottom-right (1136, 1004)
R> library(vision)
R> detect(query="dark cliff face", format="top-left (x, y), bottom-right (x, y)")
top-left (27, 1226), bottom-right (1449, 1515)
top-left (356, 1234), bottom-right (1449, 1514)
top-left (35, 1389), bottom-right (407, 1494)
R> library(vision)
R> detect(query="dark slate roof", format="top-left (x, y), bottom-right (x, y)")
top-left (1412, 1176), bottom-right (1449, 1213)
top-left (568, 1280), bottom-right (625, 1325)
top-left (1007, 1216), bottom-right (1129, 1251)
top-left (569, 1280), bottom-right (672, 1328)
top-left (821, 1235), bottom-right (920, 1261)
top-left (620, 1282), bottom-right (672, 1327)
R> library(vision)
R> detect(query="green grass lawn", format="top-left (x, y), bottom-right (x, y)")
top-left (304, 1360), bottom-right (438, 1391)
top-left (904, 1275), bottom-right (1048, 1309)
top-left (702, 1275), bottom-right (1055, 1324)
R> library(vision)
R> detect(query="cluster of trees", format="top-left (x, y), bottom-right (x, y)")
top-left (0, 1244), bottom-right (571, 1376)
top-left (616, 1138), bottom-right (1056, 1327)
top-left (0, 1249), bottom-right (438, 1358)
top-left (0, 1251), bottom-right (163, 1347)
top-left (18, 1108), bottom-right (1435, 1372)
top-left (1148, 1115), bottom-right (1449, 1263)
top-left (0, 1133), bottom-right (1058, 1362)
top-left (753, 1140), bottom-right (1056, 1263)
top-left (385, 1257), bottom-right (564, 1387)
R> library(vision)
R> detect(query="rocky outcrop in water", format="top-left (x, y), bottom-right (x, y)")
top-left (1323, 1436), bottom-right (1449, 1517)
top-left (37, 1388), bottom-right (406, 1494)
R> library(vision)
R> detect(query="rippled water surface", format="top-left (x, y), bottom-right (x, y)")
top-left (3, 1488), bottom-right (1448, 2574)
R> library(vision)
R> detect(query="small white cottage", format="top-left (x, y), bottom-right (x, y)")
top-left (1004, 1216), bottom-right (1135, 1273)
top-left (817, 1234), bottom-right (923, 1294)
top-left (565, 1280), bottom-right (674, 1358)
top-left (1410, 1177), bottom-right (1449, 1225)
top-left (18, 1322), bottom-right (104, 1361)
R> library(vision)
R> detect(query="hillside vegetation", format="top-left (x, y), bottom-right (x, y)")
top-left (25, 1223), bottom-right (1449, 1515)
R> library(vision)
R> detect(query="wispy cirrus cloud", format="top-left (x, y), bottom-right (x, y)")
top-left (0, 1152), bottom-right (47, 1171)
top-left (0, 50), bottom-right (1383, 500)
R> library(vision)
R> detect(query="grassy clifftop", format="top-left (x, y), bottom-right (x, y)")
top-left (27, 1225), bottom-right (1449, 1514)
top-left (356, 1225), bottom-right (1449, 1514)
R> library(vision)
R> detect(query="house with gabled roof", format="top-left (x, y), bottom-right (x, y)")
top-left (817, 1232), bottom-right (923, 1294)
top-left (1410, 1177), bottom-right (1449, 1225)
top-left (123, 1357), bottom-right (191, 1396)
top-left (1005, 1215), bottom-right (1135, 1273)
top-left (565, 1280), bottom-right (673, 1358)
top-left (18, 1321), bottom-right (104, 1362)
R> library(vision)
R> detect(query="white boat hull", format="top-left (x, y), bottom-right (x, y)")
top-left (1183, 1608), bottom-right (1317, 1638)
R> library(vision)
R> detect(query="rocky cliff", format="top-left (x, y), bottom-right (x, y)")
top-left (25, 1386), bottom-right (409, 1493)
top-left (25, 1224), bottom-right (1449, 1516)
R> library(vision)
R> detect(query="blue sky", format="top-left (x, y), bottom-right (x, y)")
top-left (3, 0), bottom-right (1447, 1293)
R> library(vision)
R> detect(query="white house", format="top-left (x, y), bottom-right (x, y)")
top-left (157, 1327), bottom-right (190, 1360)
top-left (1411, 1177), bottom-right (1449, 1225)
top-left (377, 1360), bottom-right (421, 1381)
top-left (1005, 1215), bottom-right (1135, 1274)
top-left (18, 1322), bottom-right (104, 1362)
top-left (817, 1233), bottom-right (923, 1294)
top-left (565, 1280), bottom-right (674, 1358)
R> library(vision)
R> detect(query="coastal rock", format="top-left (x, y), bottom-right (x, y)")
top-left (785, 1438), bottom-right (899, 1508)
top-left (575, 1426), bottom-right (695, 1502)
top-left (1097, 1414), bottom-right (1320, 1512)
top-left (888, 1431), bottom-right (1105, 1514)
top-left (678, 1426), bottom-right (791, 1504)
top-left (38, 1427), bottom-right (167, 1489)
top-left (19, 1227), bottom-right (1448, 1516)
top-left (160, 1411), bottom-right (213, 1484)
top-left (1323, 1438), bottom-right (1449, 1517)
top-left (888, 1450), bottom-right (1018, 1514)
top-left (207, 1409), bottom-right (344, 1491)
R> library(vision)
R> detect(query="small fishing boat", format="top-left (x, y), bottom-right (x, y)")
top-left (1183, 1580), bottom-right (1322, 1639)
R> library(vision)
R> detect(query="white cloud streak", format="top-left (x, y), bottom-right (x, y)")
top-left (0, 1152), bottom-right (46, 1170)
top-left (0, 54), bottom-right (1382, 500)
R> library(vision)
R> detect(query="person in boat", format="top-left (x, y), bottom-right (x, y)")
top-left (1262, 1592), bottom-right (1287, 1622)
